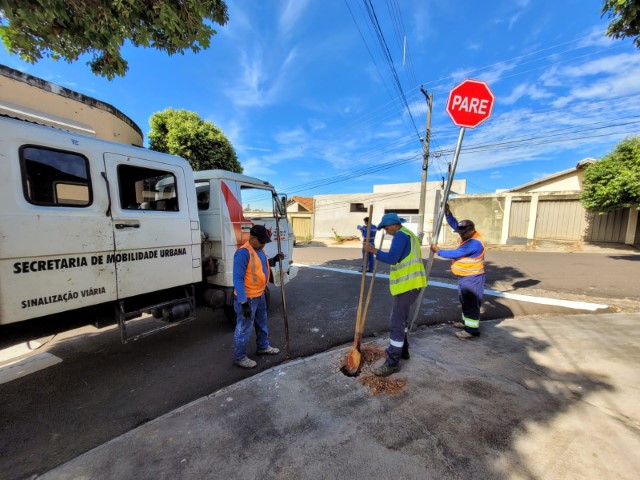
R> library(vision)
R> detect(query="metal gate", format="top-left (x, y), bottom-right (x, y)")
top-left (508, 200), bottom-right (530, 238)
top-left (535, 200), bottom-right (586, 240)
top-left (585, 208), bottom-right (629, 243)
top-left (292, 216), bottom-right (312, 241)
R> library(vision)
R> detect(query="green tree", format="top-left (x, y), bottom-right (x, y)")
top-left (581, 136), bottom-right (640, 213)
top-left (0, 0), bottom-right (229, 79)
top-left (602, 0), bottom-right (640, 48)
top-left (149, 108), bottom-right (242, 173)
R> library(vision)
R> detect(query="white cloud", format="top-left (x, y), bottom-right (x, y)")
top-left (224, 46), bottom-right (299, 108)
top-left (275, 127), bottom-right (307, 145)
top-left (308, 119), bottom-right (326, 132)
top-left (502, 82), bottom-right (552, 105)
top-left (279, 0), bottom-right (311, 37)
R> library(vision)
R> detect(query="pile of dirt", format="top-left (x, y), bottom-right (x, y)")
top-left (342, 343), bottom-right (408, 396)
top-left (359, 344), bottom-right (386, 364)
top-left (360, 375), bottom-right (408, 396)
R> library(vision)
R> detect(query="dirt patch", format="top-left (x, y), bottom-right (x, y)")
top-left (360, 344), bottom-right (386, 364)
top-left (360, 375), bottom-right (408, 396)
top-left (341, 343), bottom-right (408, 396)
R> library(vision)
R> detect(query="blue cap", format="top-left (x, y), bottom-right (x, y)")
top-left (378, 213), bottom-right (406, 229)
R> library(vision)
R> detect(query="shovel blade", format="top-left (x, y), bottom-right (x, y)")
top-left (344, 347), bottom-right (361, 376)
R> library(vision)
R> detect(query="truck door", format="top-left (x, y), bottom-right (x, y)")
top-left (104, 153), bottom-right (197, 299)
top-left (1, 141), bottom-right (118, 324)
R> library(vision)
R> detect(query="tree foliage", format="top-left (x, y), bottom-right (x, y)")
top-left (148, 108), bottom-right (242, 173)
top-left (581, 136), bottom-right (640, 213)
top-left (0, 0), bottom-right (229, 79)
top-left (602, 0), bottom-right (640, 48)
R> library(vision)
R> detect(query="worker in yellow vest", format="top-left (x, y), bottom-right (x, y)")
top-left (430, 204), bottom-right (485, 339)
top-left (363, 213), bottom-right (427, 376)
top-left (232, 225), bottom-right (285, 368)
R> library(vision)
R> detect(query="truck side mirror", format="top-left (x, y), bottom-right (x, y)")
top-left (274, 194), bottom-right (287, 216)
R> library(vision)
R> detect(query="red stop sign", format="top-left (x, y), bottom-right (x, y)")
top-left (446, 79), bottom-right (495, 128)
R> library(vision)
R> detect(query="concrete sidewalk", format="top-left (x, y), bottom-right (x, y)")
top-left (40, 313), bottom-right (640, 480)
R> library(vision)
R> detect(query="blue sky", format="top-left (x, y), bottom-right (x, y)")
top-left (2, 0), bottom-right (639, 197)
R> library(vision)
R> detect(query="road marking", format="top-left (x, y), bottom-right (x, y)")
top-left (295, 264), bottom-right (608, 311)
top-left (0, 352), bottom-right (62, 385)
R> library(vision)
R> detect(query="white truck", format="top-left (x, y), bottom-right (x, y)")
top-left (0, 114), bottom-right (297, 342)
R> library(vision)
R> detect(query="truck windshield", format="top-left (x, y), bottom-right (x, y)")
top-left (241, 186), bottom-right (275, 219)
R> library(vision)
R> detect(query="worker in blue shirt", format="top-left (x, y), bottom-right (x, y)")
top-left (430, 204), bottom-right (485, 339)
top-left (357, 216), bottom-right (377, 273)
top-left (363, 213), bottom-right (426, 376)
top-left (232, 224), bottom-right (285, 368)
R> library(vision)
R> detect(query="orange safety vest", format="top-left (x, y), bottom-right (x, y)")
top-left (451, 232), bottom-right (485, 276)
top-left (236, 241), bottom-right (270, 298)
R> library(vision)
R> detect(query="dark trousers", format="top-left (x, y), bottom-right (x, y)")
top-left (458, 274), bottom-right (485, 335)
top-left (361, 246), bottom-right (375, 272)
top-left (386, 288), bottom-right (420, 366)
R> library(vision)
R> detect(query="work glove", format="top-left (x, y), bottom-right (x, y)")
top-left (273, 252), bottom-right (285, 262)
top-left (242, 302), bottom-right (252, 319)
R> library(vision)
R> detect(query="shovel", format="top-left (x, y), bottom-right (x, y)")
top-left (360, 231), bottom-right (384, 332)
top-left (344, 206), bottom-right (375, 375)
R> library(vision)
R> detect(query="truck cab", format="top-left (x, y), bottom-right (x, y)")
top-left (194, 170), bottom-right (297, 318)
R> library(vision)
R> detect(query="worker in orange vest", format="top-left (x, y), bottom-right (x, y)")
top-left (232, 224), bottom-right (285, 368)
top-left (430, 204), bottom-right (485, 339)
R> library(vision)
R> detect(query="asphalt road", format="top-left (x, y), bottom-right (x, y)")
top-left (1, 247), bottom-right (639, 479)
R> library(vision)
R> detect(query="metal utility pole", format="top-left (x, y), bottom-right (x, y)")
top-left (417, 86), bottom-right (433, 243)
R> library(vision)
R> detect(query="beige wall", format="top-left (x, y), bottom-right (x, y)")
top-left (521, 171), bottom-right (585, 193)
top-left (444, 196), bottom-right (507, 245)
top-left (1, 65), bottom-right (143, 146)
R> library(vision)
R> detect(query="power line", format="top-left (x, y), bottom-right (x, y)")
top-left (361, 0), bottom-right (421, 140)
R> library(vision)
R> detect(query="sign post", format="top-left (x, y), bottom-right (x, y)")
top-left (409, 79), bottom-right (495, 333)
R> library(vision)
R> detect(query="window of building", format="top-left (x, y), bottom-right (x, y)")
top-left (20, 146), bottom-right (92, 207)
top-left (350, 203), bottom-right (367, 213)
top-left (117, 164), bottom-right (179, 211)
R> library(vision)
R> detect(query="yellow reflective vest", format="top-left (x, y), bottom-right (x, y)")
top-left (451, 232), bottom-right (485, 276)
top-left (389, 227), bottom-right (427, 296)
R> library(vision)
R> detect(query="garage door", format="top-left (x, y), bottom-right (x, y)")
top-left (292, 217), bottom-right (312, 241)
top-left (585, 208), bottom-right (629, 243)
top-left (535, 200), bottom-right (586, 240)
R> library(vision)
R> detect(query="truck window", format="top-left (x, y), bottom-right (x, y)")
top-left (241, 186), bottom-right (275, 219)
top-left (20, 146), bottom-right (91, 207)
top-left (117, 164), bottom-right (179, 212)
top-left (196, 181), bottom-right (210, 210)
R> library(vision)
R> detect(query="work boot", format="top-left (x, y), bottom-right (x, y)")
top-left (401, 334), bottom-right (410, 359)
top-left (453, 322), bottom-right (465, 329)
top-left (455, 330), bottom-right (479, 340)
top-left (234, 357), bottom-right (257, 368)
top-left (257, 346), bottom-right (280, 355)
top-left (372, 362), bottom-right (400, 377)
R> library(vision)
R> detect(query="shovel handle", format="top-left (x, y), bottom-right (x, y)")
top-left (360, 231), bottom-right (384, 333)
top-left (353, 205), bottom-right (373, 345)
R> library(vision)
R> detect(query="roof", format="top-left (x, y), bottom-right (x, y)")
top-left (288, 195), bottom-right (314, 212)
top-left (507, 158), bottom-right (595, 192)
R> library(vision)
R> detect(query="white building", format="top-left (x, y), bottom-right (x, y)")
top-left (313, 180), bottom-right (467, 246)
